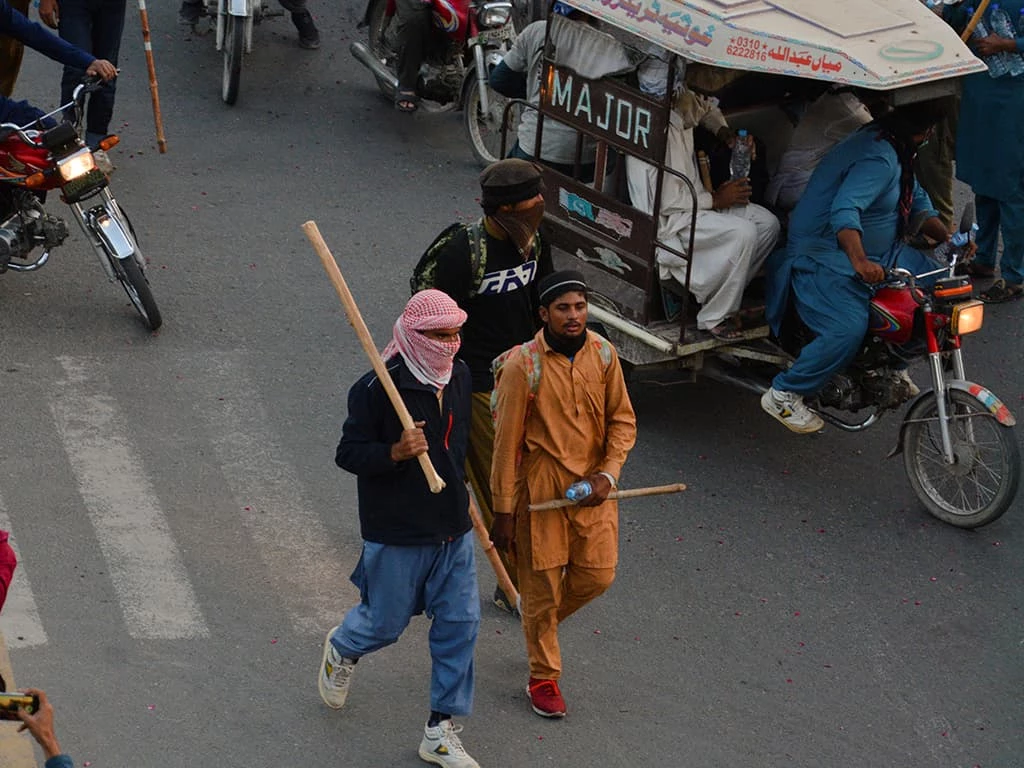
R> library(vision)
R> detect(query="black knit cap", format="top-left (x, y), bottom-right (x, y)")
top-left (479, 158), bottom-right (543, 212)
top-left (538, 270), bottom-right (587, 306)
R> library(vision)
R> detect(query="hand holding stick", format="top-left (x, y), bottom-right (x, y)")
top-left (466, 493), bottom-right (519, 610)
top-left (303, 220), bottom-right (445, 493)
top-left (528, 482), bottom-right (686, 512)
top-left (961, 0), bottom-right (992, 41)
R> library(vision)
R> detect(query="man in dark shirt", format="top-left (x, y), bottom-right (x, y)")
top-left (421, 158), bottom-right (552, 613)
top-left (318, 290), bottom-right (481, 768)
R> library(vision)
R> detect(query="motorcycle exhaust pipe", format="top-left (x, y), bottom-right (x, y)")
top-left (350, 41), bottom-right (398, 98)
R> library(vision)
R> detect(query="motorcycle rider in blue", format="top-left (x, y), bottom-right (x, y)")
top-left (762, 100), bottom-right (953, 434)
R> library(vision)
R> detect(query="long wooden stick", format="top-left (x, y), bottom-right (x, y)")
top-left (528, 482), bottom-right (687, 512)
top-left (961, 0), bottom-right (992, 41)
top-left (138, 0), bottom-right (167, 153)
top-left (467, 492), bottom-right (519, 608)
top-left (303, 221), bottom-right (445, 494)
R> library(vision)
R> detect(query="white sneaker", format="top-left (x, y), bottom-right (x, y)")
top-left (418, 719), bottom-right (481, 768)
top-left (318, 626), bottom-right (356, 709)
top-left (761, 387), bottom-right (824, 434)
top-left (895, 369), bottom-right (921, 397)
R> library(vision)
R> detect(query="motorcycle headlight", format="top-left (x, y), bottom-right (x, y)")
top-left (57, 148), bottom-right (98, 182)
top-left (950, 300), bottom-right (984, 336)
top-left (477, 1), bottom-right (512, 28)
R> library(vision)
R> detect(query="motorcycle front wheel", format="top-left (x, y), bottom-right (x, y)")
top-left (222, 13), bottom-right (244, 104)
top-left (462, 75), bottom-right (514, 167)
top-left (102, 204), bottom-right (161, 331)
top-left (902, 389), bottom-right (1020, 528)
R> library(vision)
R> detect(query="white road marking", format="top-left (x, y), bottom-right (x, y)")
top-left (185, 352), bottom-right (357, 635)
top-left (0, 504), bottom-right (47, 649)
top-left (51, 358), bottom-right (209, 640)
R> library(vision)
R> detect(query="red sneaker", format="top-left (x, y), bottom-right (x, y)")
top-left (527, 677), bottom-right (567, 718)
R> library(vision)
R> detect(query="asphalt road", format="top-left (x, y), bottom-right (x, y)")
top-left (0, 4), bottom-right (1022, 768)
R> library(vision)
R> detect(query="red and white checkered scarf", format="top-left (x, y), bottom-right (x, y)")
top-left (381, 290), bottom-right (467, 389)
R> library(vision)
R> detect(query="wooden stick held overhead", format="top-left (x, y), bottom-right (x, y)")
top-left (528, 483), bottom-right (686, 511)
top-left (137, 0), bottom-right (167, 153)
top-left (303, 220), bottom-right (445, 494)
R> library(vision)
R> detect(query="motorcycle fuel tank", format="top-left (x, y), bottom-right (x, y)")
top-left (868, 285), bottom-right (920, 345)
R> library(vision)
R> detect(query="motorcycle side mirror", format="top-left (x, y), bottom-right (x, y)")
top-left (958, 201), bottom-right (976, 233)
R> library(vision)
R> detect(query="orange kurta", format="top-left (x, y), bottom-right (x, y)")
top-left (490, 329), bottom-right (637, 570)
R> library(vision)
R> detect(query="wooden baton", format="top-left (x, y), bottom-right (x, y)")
top-left (303, 221), bottom-right (445, 494)
top-left (961, 0), bottom-right (992, 41)
top-left (466, 492), bottom-right (519, 609)
top-left (527, 482), bottom-right (687, 512)
top-left (137, 0), bottom-right (167, 153)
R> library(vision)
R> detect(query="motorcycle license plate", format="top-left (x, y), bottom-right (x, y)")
top-left (477, 26), bottom-right (514, 45)
top-left (62, 168), bottom-right (107, 202)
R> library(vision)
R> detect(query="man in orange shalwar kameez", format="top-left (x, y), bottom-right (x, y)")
top-left (489, 270), bottom-right (637, 718)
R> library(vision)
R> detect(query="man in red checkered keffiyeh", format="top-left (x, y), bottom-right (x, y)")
top-left (382, 289), bottom-right (468, 391)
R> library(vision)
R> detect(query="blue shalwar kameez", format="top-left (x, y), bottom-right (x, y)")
top-left (766, 127), bottom-right (940, 396)
top-left (949, 0), bottom-right (1024, 286)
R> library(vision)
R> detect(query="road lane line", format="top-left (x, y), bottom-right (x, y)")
top-left (0, 632), bottom-right (39, 767)
top-left (186, 353), bottom-right (357, 635)
top-left (51, 358), bottom-right (209, 640)
top-left (0, 504), bottom-right (47, 649)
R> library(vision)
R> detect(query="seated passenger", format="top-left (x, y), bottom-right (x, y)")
top-left (765, 87), bottom-right (872, 214)
top-left (625, 53), bottom-right (780, 341)
top-left (761, 100), bottom-right (954, 434)
top-left (489, 2), bottom-right (639, 180)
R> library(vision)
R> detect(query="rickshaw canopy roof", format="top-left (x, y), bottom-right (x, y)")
top-left (562, 0), bottom-right (986, 89)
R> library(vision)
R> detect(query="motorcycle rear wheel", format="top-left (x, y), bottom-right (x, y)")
top-left (222, 14), bottom-right (244, 105)
top-left (902, 389), bottom-right (1020, 528)
top-left (367, 0), bottom-right (400, 98)
top-left (462, 75), bottom-right (514, 167)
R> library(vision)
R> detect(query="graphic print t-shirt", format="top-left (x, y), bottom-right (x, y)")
top-left (429, 225), bottom-right (552, 391)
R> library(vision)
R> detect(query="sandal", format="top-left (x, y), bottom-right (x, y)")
top-left (707, 320), bottom-right (744, 341)
top-left (395, 88), bottom-right (419, 113)
top-left (979, 278), bottom-right (1024, 303)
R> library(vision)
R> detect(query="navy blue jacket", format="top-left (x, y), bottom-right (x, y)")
top-left (0, 0), bottom-right (94, 71)
top-left (335, 356), bottom-right (472, 546)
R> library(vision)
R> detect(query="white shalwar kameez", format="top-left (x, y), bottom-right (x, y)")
top-left (626, 89), bottom-right (780, 331)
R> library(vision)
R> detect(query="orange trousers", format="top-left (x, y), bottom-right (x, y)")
top-left (516, 505), bottom-right (615, 680)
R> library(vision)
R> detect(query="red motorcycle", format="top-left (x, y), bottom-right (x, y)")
top-left (350, 0), bottom-right (517, 165)
top-left (0, 79), bottom-right (160, 330)
top-left (747, 226), bottom-right (1019, 528)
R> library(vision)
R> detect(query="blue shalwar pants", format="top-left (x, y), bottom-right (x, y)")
top-left (973, 191), bottom-right (1024, 286)
top-left (329, 531), bottom-right (480, 716)
top-left (772, 245), bottom-right (940, 396)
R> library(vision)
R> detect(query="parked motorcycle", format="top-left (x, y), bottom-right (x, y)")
top-left (0, 79), bottom-right (161, 331)
top-left (350, 0), bottom-right (517, 165)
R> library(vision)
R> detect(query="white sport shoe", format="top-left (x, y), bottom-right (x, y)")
top-left (318, 626), bottom-right (356, 709)
top-left (418, 719), bottom-right (481, 768)
top-left (761, 387), bottom-right (824, 434)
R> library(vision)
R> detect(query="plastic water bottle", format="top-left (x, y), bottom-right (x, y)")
top-left (988, 4), bottom-right (1024, 75)
top-left (729, 129), bottom-right (752, 180)
top-left (933, 223), bottom-right (979, 263)
top-left (565, 480), bottom-right (592, 501)
top-left (968, 7), bottom-right (1010, 77)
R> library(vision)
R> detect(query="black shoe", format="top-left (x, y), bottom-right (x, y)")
top-left (179, 0), bottom-right (204, 24)
top-left (292, 10), bottom-right (320, 49)
top-left (493, 586), bottom-right (519, 616)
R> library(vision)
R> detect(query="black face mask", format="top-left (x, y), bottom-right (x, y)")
top-left (544, 326), bottom-right (587, 358)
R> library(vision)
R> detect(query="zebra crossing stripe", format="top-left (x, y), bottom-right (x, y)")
top-left (0, 504), bottom-right (47, 649)
top-left (185, 352), bottom-right (357, 634)
top-left (50, 358), bottom-right (209, 641)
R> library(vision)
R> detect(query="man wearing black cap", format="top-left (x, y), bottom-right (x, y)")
top-left (489, 270), bottom-right (636, 718)
top-left (411, 158), bottom-right (554, 614)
